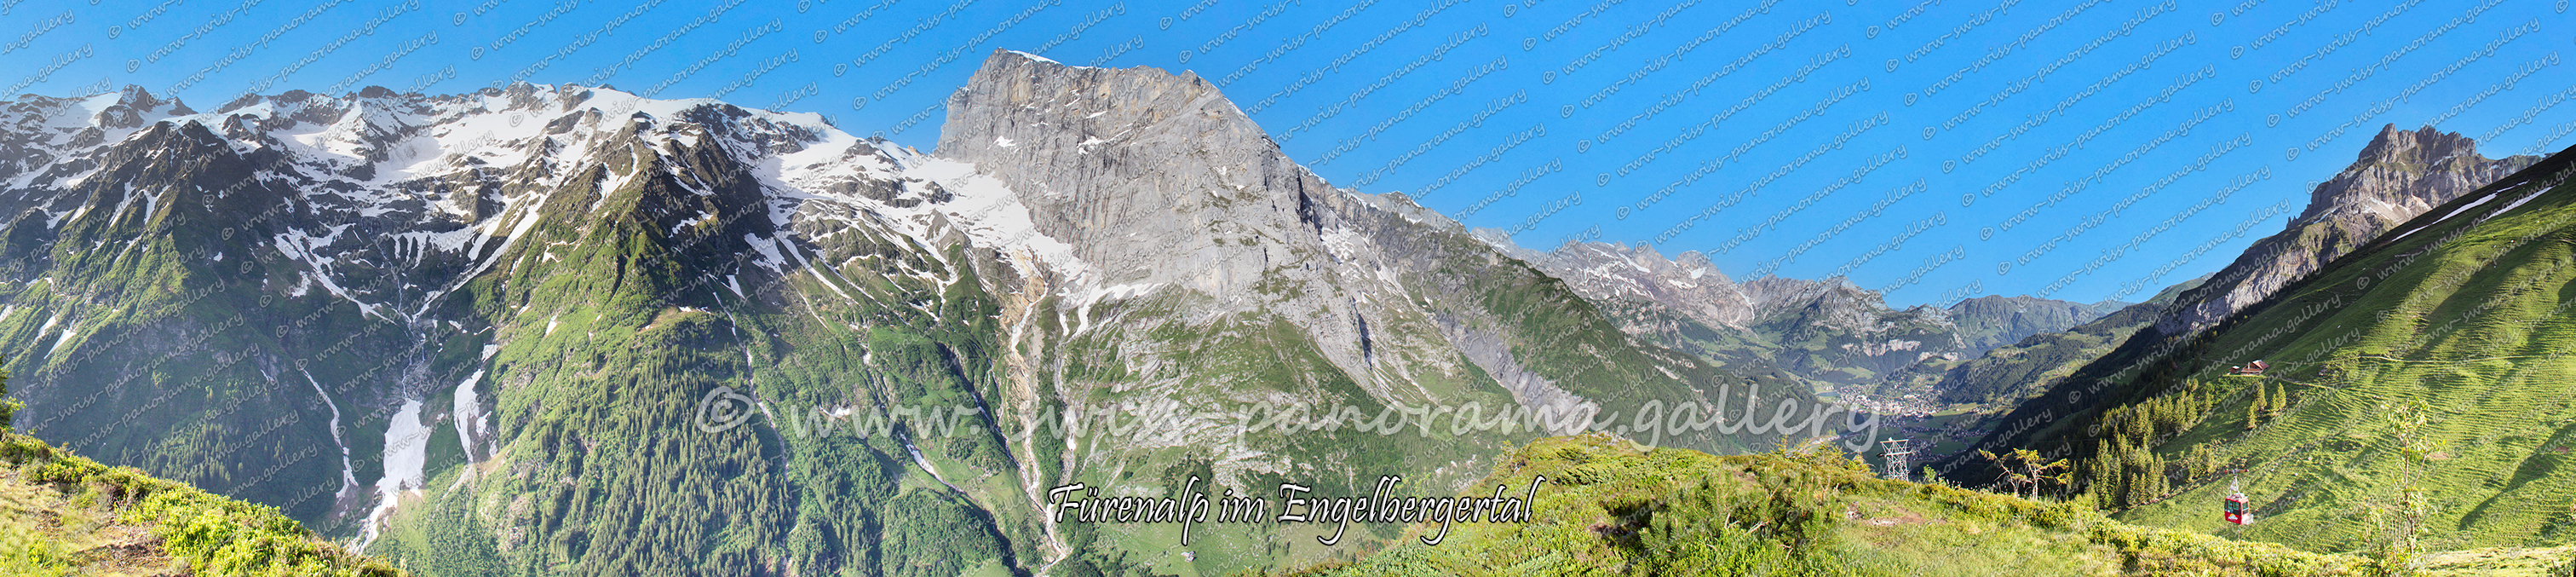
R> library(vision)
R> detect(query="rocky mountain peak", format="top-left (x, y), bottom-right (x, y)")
top-left (2154, 124), bottom-right (2536, 337)
top-left (1944, 295), bottom-right (2125, 352)
top-left (937, 50), bottom-right (1240, 157)
top-left (932, 49), bottom-right (1323, 296)
top-left (1, 88), bottom-right (198, 188)
top-left (1741, 275), bottom-right (1877, 313)
top-left (2353, 124), bottom-right (2475, 165)
top-left (1523, 239), bottom-right (2127, 392)
top-left (2296, 124), bottom-right (2504, 226)
top-left (1763, 277), bottom-right (1890, 332)
top-left (96, 86), bottom-right (190, 129)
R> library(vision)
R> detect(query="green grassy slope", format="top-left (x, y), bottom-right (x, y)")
top-left (1958, 145), bottom-right (2576, 556)
top-left (2, 428), bottom-right (404, 577)
top-left (1290, 435), bottom-right (2366, 576)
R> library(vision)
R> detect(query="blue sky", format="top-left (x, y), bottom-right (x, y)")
top-left (4, 0), bottom-right (2571, 307)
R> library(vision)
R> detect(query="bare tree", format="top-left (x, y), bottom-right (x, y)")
top-left (1981, 447), bottom-right (2073, 500)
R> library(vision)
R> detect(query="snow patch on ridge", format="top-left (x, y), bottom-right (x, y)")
top-left (748, 123), bottom-right (1098, 297)
top-left (2480, 181), bottom-right (2544, 223)
top-left (451, 370), bottom-right (488, 464)
top-left (1319, 227), bottom-right (1366, 263)
top-left (299, 369), bottom-right (359, 511)
top-left (2390, 192), bottom-right (2503, 244)
top-left (274, 224), bottom-right (382, 318)
top-left (896, 157), bottom-right (1090, 280)
top-left (358, 398), bottom-right (431, 549)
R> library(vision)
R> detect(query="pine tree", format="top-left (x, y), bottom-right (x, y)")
top-left (2142, 453), bottom-right (2168, 500)
top-left (2104, 437), bottom-right (2130, 509)
top-left (2125, 404), bottom-right (2154, 442)
top-left (2116, 450), bottom-right (2136, 509)
top-left (2248, 383), bottom-right (2268, 428)
top-left (0, 366), bottom-right (14, 431)
top-left (2271, 383), bottom-right (2290, 416)
top-left (2088, 440), bottom-right (2119, 507)
top-left (2124, 449), bottom-right (2153, 508)
top-left (2189, 389), bottom-right (2210, 429)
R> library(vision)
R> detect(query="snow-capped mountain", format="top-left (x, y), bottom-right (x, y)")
top-left (0, 50), bottom-right (1806, 575)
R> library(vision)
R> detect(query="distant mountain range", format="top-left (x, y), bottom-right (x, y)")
top-left (0, 50), bottom-right (1835, 575)
top-left (6, 45), bottom-right (2567, 574)
top-left (1510, 239), bottom-right (2125, 412)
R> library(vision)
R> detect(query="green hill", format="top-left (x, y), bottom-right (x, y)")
top-left (1291, 435), bottom-right (2370, 576)
top-left (3, 389), bottom-right (401, 577)
top-left (1955, 143), bottom-right (2576, 557)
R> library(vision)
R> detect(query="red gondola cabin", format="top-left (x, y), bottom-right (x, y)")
top-left (2222, 493), bottom-right (2252, 525)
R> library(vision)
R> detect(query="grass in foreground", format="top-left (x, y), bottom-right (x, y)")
top-left (0, 430), bottom-right (402, 577)
top-left (2414, 546), bottom-right (2576, 576)
top-left (1289, 434), bottom-right (2366, 576)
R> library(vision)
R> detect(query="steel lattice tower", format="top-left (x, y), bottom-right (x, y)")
top-left (1878, 438), bottom-right (1913, 482)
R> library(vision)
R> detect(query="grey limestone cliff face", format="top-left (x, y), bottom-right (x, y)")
top-left (929, 49), bottom-right (1397, 408)
top-left (935, 50), bottom-right (1313, 299)
top-left (927, 49), bottom-right (1746, 441)
top-left (2152, 124), bottom-right (2536, 338)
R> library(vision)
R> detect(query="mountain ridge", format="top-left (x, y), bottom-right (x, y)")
top-left (2152, 124), bottom-right (2539, 339)
top-left (1946, 124), bottom-right (2549, 470)
top-left (0, 50), bottom-right (1828, 576)
top-left (1950, 129), bottom-right (2576, 554)
top-left (1515, 238), bottom-right (2125, 411)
